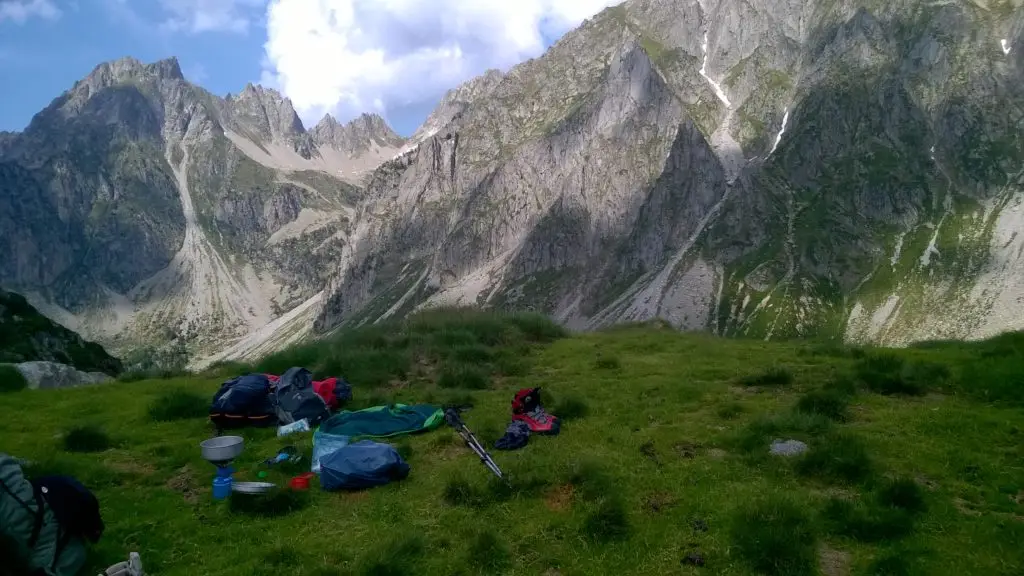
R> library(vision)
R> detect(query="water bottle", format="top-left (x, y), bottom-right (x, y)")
top-left (212, 466), bottom-right (233, 500)
top-left (277, 418), bottom-right (310, 437)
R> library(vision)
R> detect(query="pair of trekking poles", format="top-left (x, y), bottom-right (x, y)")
top-left (443, 406), bottom-right (510, 487)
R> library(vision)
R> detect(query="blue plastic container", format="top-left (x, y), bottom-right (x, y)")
top-left (212, 466), bottom-right (233, 500)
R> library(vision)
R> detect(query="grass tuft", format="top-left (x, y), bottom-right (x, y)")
top-left (854, 354), bottom-right (946, 397)
top-left (442, 474), bottom-right (484, 507)
top-left (255, 307), bottom-right (563, 389)
top-left (730, 496), bottom-right (818, 576)
top-left (795, 432), bottom-right (873, 484)
top-left (148, 390), bottom-right (209, 422)
top-left (564, 459), bottom-right (615, 502)
top-left (795, 390), bottom-right (850, 422)
top-left (736, 412), bottom-right (833, 454)
top-left (437, 364), bottom-right (490, 390)
top-left (739, 366), bottom-right (793, 387)
top-left (356, 533), bottom-right (424, 576)
top-left (0, 364), bottom-right (27, 393)
top-left (450, 344), bottom-right (493, 364)
top-left (467, 529), bottom-right (511, 572)
top-left (394, 441), bottom-right (414, 462)
top-left (581, 497), bottom-right (631, 542)
top-left (717, 401), bottom-right (745, 420)
top-left (823, 374), bottom-right (858, 396)
top-left (63, 425), bottom-right (111, 453)
top-left (877, 477), bottom-right (927, 515)
top-left (552, 395), bottom-right (590, 421)
top-left (595, 356), bottom-right (621, 370)
top-left (958, 354), bottom-right (1024, 405)
top-left (821, 497), bottom-right (915, 542)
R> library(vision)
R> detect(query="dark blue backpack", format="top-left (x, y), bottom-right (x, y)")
top-left (209, 374), bottom-right (277, 429)
top-left (32, 476), bottom-right (104, 544)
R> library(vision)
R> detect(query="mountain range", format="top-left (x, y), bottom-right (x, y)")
top-left (1, 0), bottom-right (1022, 368)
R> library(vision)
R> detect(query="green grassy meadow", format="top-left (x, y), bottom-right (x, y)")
top-left (1, 311), bottom-right (1023, 576)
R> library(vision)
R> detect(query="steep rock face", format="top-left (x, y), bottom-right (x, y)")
top-left (0, 56), bottom-right (393, 364)
top-left (314, 0), bottom-right (1024, 347)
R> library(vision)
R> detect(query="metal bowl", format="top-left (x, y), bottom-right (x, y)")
top-left (200, 436), bottom-right (244, 464)
top-left (232, 481), bottom-right (276, 495)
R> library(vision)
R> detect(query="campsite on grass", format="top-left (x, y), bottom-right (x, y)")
top-left (2, 309), bottom-right (1023, 575)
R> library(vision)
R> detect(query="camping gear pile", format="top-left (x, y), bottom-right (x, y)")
top-left (203, 369), bottom-right (564, 497)
top-left (209, 367), bottom-right (351, 430)
top-left (495, 387), bottom-right (560, 451)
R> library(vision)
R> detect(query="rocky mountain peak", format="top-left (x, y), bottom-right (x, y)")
top-left (224, 83), bottom-right (305, 143)
top-left (311, 112), bottom-right (405, 155)
top-left (80, 56), bottom-right (184, 90)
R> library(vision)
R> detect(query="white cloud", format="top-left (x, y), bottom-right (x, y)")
top-left (0, 0), bottom-right (61, 24)
top-left (261, 0), bottom-right (619, 127)
top-left (157, 0), bottom-right (264, 34)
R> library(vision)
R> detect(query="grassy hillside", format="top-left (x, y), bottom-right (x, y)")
top-left (0, 288), bottom-right (122, 375)
top-left (1, 310), bottom-right (1022, 576)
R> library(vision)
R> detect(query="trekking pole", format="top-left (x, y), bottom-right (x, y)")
top-left (443, 407), bottom-right (510, 486)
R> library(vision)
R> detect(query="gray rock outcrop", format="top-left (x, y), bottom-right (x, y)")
top-left (13, 361), bottom-right (111, 390)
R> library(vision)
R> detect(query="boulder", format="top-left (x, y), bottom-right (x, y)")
top-left (13, 361), bottom-right (112, 390)
top-left (770, 439), bottom-right (809, 457)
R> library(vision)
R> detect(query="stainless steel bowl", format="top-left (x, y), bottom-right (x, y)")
top-left (200, 436), bottom-right (244, 464)
top-left (232, 481), bottom-right (276, 495)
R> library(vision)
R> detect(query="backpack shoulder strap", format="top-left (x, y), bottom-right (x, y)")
top-left (28, 482), bottom-right (46, 548)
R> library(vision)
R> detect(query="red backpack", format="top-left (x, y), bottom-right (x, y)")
top-left (511, 388), bottom-right (560, 434)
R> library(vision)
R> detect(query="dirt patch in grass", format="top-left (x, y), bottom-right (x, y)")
top-left (706, 448), bottom-right (728, 460)
top-left (953, 497), bottom-right (983, 517)
top-left (674, 441), bottom-right (701, 459)
top-left (108, 454), bottom-right (157, 478)
top-left (818, 544), bottom-right (851, 576)
top-left (642, 491), bottom-right (676, 514)
top-left (544, 484), bottom-right (575, 512)
top-left (166, 465), bottom-right (200, 504)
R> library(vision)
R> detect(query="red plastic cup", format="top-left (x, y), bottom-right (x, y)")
top-left (289, 472), bottom-right (314, 491)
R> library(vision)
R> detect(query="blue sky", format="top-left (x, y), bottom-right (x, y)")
top-left (0, 0), bottom-right (618, 137)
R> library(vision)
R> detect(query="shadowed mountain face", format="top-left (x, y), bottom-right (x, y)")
top-left (311, 0), bottom-right (1024, 347)
top-left (1, 0), bottom-right (1022, 366)
top-left (0, 57), bottom-right (403, 364)
top-left (0, 288), bottom-right (122, 375)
